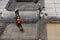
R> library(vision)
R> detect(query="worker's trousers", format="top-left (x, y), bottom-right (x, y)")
top-left (17, 23), bottom-right (22, 28)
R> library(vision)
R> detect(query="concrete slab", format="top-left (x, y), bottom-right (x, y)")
top-left (1, 23), bottom-right (37, 40)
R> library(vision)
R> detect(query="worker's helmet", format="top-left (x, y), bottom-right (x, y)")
top-left (15, 9), bottom-right (19, 13)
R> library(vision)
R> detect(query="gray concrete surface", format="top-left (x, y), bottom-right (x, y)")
top-left (1, 23), bottom-right (38, 40)
top-left (15, 2), bottom-right (38, 10)
top-left (1, 10), bottom-right (39, 23)
top-left (0, 21), bottom-right (6, 36)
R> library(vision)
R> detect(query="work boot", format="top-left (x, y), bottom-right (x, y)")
top-left (20, 27), bottom-right (24, 32)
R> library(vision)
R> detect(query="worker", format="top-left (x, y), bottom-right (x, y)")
top-left (15, 9), bottom-right (19, 19)
top-left (15, 9), bottom-right (20, 24)
top-left (16, 16), bottom-right (24, 32)
top-left (34, 2), bottom-right (41, 9)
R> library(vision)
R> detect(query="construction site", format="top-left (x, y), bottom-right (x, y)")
top-left (0, 0), bottom-right (60, 40)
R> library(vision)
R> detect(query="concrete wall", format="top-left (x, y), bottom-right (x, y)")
top-left (45, 0), bottom-right (60, 21)
top-left (45, 0), bottom-right (60, 17)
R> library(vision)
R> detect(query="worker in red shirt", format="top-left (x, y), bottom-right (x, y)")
top-left (17, 16), bottom-right (24, 32)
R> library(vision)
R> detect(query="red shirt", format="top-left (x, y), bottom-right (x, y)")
top-left (17, 19), bottom-right (22, 24)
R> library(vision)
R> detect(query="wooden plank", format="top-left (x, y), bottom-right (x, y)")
top-left (47, 23), bottom-right (60, 40)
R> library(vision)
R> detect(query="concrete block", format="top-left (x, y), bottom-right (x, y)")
top-left (45, 7), bottom-right (55, 12)
top-left (56, 13), bottom-right (60, 17)
top-left (47, 12), bottom-right (56, 17)
top-left (55, 4), bottom-right (60, 8)
top-left (45, 0), bottom-right (54, 3)
top-left (55, 8), bottom-right (60, 12)
top-left (45, 3), bottom-right (54, 8)
top-left (55, 0), bottom-right (60, 3)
